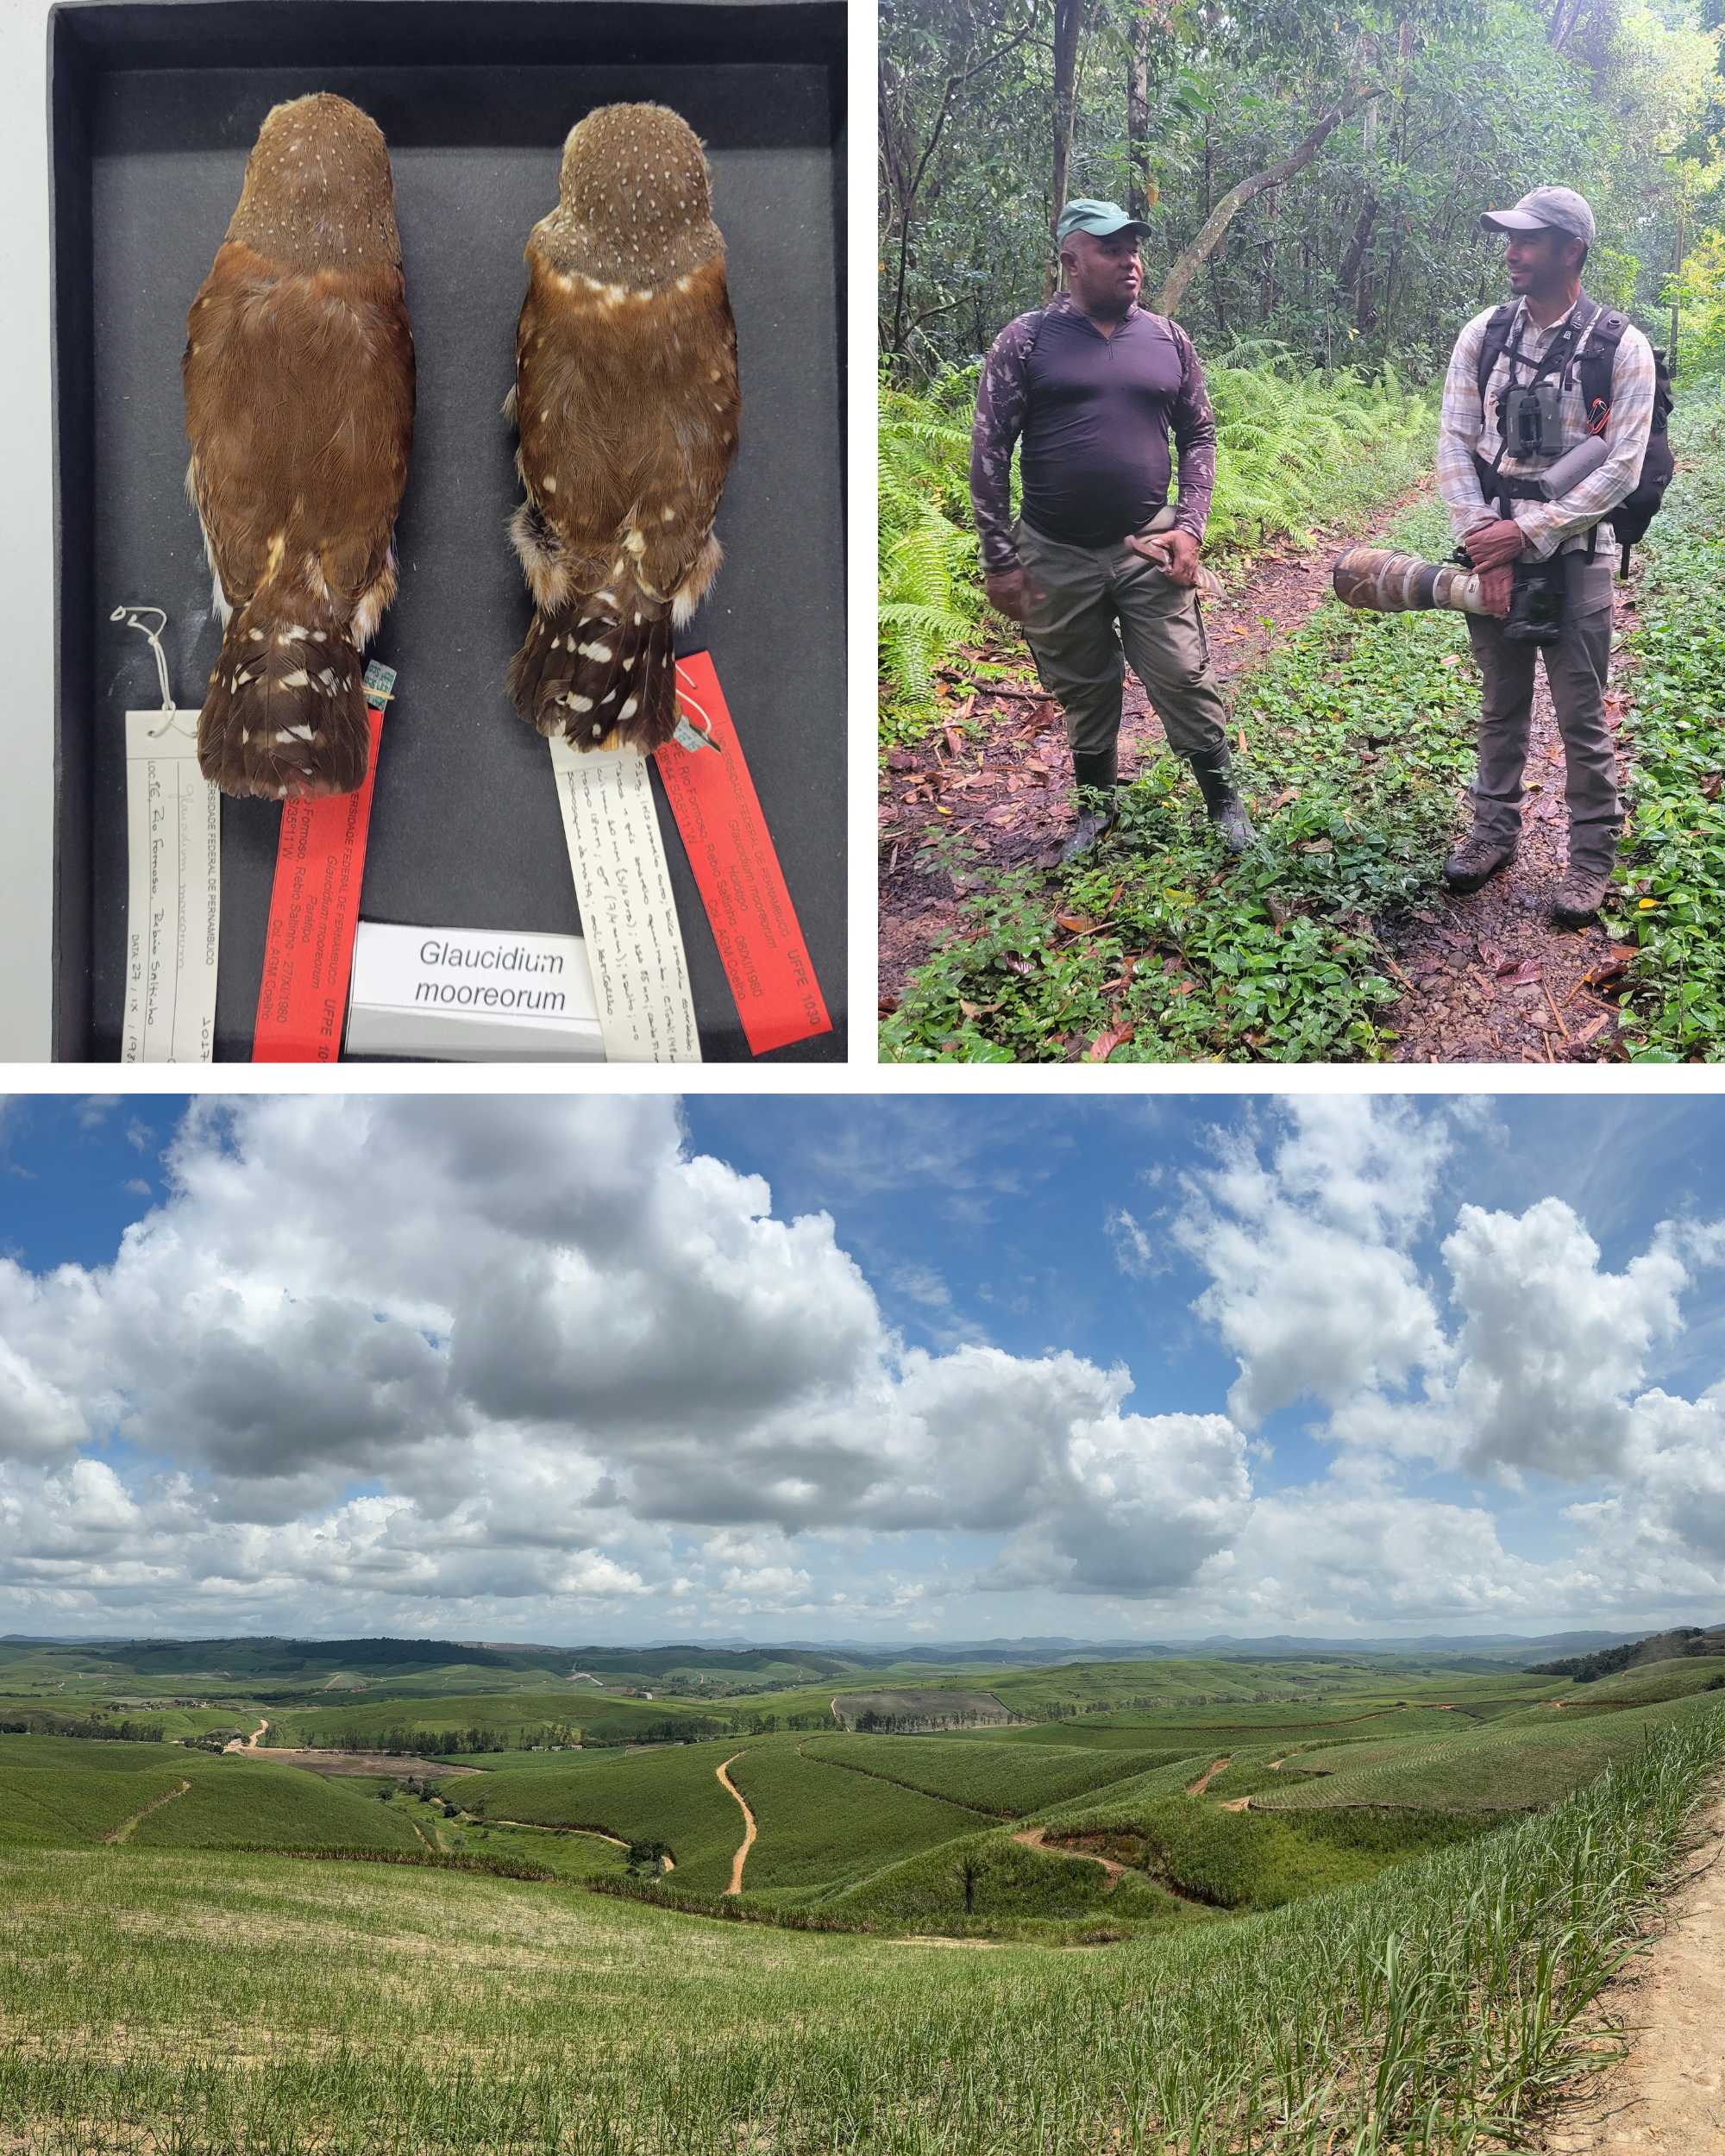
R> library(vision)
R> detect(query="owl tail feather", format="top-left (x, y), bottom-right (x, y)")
top-left (506, 566), bottom-right (679, 755)
top-left (198, 592), bottom-right (372, 800)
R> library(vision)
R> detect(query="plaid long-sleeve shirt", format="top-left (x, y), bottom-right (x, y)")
top-left (1435, 294), bottom-right (1655, 560)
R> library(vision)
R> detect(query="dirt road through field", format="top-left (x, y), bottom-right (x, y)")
top-left (717, 1756), bottom-right (756, 1896)
top-left (1534, 1793), bottom-right (1725, 2153)
top-left (104, 1780), bottom-right (190, 1844)
top-left (1013, 1827), bottom-right (1127, 1881)
top-left (1187, 1758), bottom-right (1231, 1796)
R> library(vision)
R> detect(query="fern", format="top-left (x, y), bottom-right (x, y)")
top-left (879, 373), bottom-right (987, 712)
top-left (877, 355), bottom-right (1436, 728)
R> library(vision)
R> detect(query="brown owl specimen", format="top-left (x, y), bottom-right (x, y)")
top-left (505, 103), bottom-right (740, 753)
top-left (184, 94), bottom-right (415, 799)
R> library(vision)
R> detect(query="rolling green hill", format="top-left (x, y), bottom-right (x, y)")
top-left (460, 1744), bottom-right (760, 1894)
top-left (797, 1733), bottom-right (1189, 1814)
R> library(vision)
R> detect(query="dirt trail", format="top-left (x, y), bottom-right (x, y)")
top-left (1187, 1757), bottom-right (1232, 1796)
top-left (717, 1755), bottom-right (757, 1896)
top-left (104, 1780), bottom-right (191, 1845)
top-left (224, 1718), bottom-right (268, 1754)
top-left (1533, 1794), bottom-right (1725, 2153)
top-left (879, 518), bottom-right (1371, 1006)
top-left (493, 1819), bottom-right (632, 1849)
top-left (879, 486), bottom-right (1649, 1065)
top-left (1013, 1826), bottom-right (1128, 1881)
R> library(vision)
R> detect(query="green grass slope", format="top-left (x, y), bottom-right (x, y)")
top-left (1260, 1692), bottom-right (1712, 1812)
top-left (724, 1746), bottom-right (988, 1893)
top-left (796, 1733), bottom-right (1187, 1814)
top-left (127, 1762), bottom-right (423, 1852)
top-left (0, 1765), bottom-right (193, 1846)
top-left (823, 1825), bottom-right (1205, 1938)
top-left (461, 1745), bottom-right (755, 1894)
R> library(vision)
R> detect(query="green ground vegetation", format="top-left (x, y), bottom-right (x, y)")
top-left (727, 1745), bottom-right (991, 1894)
top-left (883, 489), bottom-right (1482, 1063)
top-left (0, 1695), bottom-right (1716, 2153)
top-left (880, 385), bottom-right (1725, 1069)
top-left (459, 1744), bottom-right (763, 1896)
top-left (1258, 1689), bottom-right (1716, 1814)
top-left (1601, 390), bottom-right (1725, 1059)
top-left (797, 1733), bottom-right (1183, 1814)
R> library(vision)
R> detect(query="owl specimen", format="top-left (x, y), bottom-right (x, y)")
top-left (506, 103), bottom-right (741, 753)
top-left (184, 94), bottom-right (415, 799)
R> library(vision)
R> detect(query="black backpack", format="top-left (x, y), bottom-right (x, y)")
top-left (1475, 294), bottom-right (1676, 575)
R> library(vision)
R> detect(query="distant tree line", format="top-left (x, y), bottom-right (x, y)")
top-left (1527, 1626), bottom-right (1725, 1682)
top-left (0, 1710), bottom-right (165, 1743)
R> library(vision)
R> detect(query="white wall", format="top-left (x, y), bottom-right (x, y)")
top-left (0, 0), bottom-right (56, 1060)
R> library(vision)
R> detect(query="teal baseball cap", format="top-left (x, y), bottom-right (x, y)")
top-left (1056, 197), bottom-right (1151, 243)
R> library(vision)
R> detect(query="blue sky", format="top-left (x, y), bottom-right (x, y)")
top-left (0, 1092), bottom-right (1721, 1644)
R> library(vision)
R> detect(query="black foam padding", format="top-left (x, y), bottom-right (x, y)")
top-left (52, 1), bottom-right (846, 1062)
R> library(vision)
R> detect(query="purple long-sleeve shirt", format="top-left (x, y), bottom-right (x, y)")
top-left (969, 294), bottom-right (1218, 575)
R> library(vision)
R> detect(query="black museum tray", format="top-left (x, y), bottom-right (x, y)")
top-left (50, 0), bottom-right (846, 1061)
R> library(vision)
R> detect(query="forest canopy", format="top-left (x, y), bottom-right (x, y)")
top-left (880, 0), bottom-right (1725, 382)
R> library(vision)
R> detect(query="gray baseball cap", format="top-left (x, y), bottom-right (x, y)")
top-left (1057, 197), bottom-right (1152, 243)
top-left (1478, 186), bottom-right (1596, 245)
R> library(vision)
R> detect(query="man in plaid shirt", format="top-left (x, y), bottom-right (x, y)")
top-left (1436, 185), bottom-right (1654, 925)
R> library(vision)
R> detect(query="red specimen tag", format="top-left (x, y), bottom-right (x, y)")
top-left (657, 654), bottom-right (831, 1056)
top-left (251, 703), bottom-right (385, 1062)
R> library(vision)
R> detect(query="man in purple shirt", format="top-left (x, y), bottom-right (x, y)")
top-left (970, 198), bottom-right (1251, 862)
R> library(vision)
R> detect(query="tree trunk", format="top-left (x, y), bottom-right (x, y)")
top-left (1258, 185), bottom-right (1280, 322)
top-left (1048, 0), bottom-right (1100, 296)
top-left (881, 20), bottom-right (1038, 360)
top-left (1126, 10), bottom-right (1153, 221)
top-left (1154, 84), bottom-right (1381, 318)
top-left (1339, 192), bottom-right (1378, 300)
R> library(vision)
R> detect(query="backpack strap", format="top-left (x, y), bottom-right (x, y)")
top-left (1576, 304), bottom-right (1627, 436)
top-left (1473, 302), bottom-right (1520, 409)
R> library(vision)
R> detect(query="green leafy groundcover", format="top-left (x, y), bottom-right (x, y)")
top-left (1602, 388), bottom-right (1725, 1060)
top-left (884, 498), bottom-right (1478, 1063)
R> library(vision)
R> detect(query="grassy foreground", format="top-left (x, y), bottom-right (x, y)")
top-left (1, 1701), bottom-right (1719, 2153)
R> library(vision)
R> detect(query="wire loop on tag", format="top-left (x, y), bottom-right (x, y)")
top-left (111, 605), bottom-right (178, 725)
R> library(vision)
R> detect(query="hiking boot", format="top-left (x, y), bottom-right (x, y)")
top-left (1188, 748), bottom-right (1258, 855)
top-left (1061, 746), bottom-right (1119, 864)
top-left (1442, 831), bottom-right (1517, 894)
top-left (1061, 793), bottom-right (1118, 864)
top-left (1552, 863), bottom-right (1613, 927)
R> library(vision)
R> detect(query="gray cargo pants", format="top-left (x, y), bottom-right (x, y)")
top-left (1465, 549), bottom-right (1620, 874)
top-left (1014, 520), bottom-right (1230, 763)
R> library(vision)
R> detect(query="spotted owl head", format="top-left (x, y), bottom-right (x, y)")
top-left (539, 103), bottom-right (723, 289)
top-left (226, 93), bottom-right (400, 273)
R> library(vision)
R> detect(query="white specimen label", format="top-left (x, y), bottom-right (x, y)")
top-left (345, 921), bottom-right (603, 1062)
top-left (122, 708), bottom-right (220, 1063)
top-left (548, 740), bottom-right (701, 1063)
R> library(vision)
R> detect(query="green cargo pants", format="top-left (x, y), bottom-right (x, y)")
top-left (1014, 519), bottom-right (1231, 764)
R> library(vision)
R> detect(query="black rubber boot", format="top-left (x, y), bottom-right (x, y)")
top-left (1188, 746), bottom-right (1257, 854)
top-left (1061, 746), bottom-right (1119, 865)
